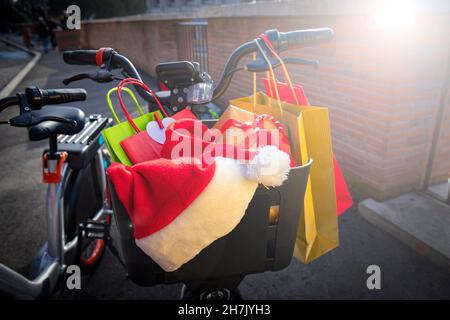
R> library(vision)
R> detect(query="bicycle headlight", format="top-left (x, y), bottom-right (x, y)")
top-left (186, 73), bottom-right (214, 105)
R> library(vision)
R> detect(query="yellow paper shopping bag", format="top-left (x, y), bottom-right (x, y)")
top-left (230, 92), bottom-right (339, 263)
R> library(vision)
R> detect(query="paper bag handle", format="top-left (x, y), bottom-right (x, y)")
top-left (116, 78), bottom-right (168, 133)
top-left (259, 34), bottom-right (300, 105)
top-left (254, 39), bottom-right (284, 118)
top-left (106, 87), bottom-right (144, 124)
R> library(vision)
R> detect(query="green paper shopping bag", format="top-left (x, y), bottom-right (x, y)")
top-left (102, 87), bottom-right (162, 166)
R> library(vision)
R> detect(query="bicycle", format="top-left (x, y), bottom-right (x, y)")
top-left (0, 28), bottom-right (332, 299)
top-left (0, 87), bottom-right (112, 299)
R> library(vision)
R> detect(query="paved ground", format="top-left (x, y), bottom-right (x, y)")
top-left (0, 41), bottom-right (32, 91)
top-left (360, 193), bottom-right (450, 273)
top-left (1, 51), bottom-right (450, 299)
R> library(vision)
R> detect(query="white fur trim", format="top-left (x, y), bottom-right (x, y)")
top-left (246, 146), bottom-right (290, 187)
top-left (135, 157), bottom-right (258, 272)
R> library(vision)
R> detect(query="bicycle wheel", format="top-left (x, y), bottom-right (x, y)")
top-left (78, 213), bottom-right (111, 272)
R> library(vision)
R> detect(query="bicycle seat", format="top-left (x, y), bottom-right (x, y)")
top-left (27, 106), bottom-right (85, 141)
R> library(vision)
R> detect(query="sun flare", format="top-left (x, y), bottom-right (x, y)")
top-left (368, 0), bottom-right (418, 33)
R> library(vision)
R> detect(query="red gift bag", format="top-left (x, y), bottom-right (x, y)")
top-left (120, 125), bottom-right (164, 165)
top-left (264, 78), bottom-right (309, 106)
top-left (260, 34), bottom-right (353, 215)
top-left (116, 78), bottom-right (196, 165)
top-left (121, 108), bottom-right (197, 165)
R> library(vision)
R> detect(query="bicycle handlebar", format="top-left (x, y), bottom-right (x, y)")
top-left (64, 50), bottom-right (156, 103)
top-left (62, 28), bottom-right (333, 106)
top-left (212, 28), bottom-right (333, 100)
top-left (0, 96), bottom-right (19, 113)
top-left (0, 87), bottom-right (87, 113)
top-left (63, 50), bottom-right (98, 65)
top-left (282, 28), bottom-right (334, 50)
top-left (25, 87), bottom-right (87, 109)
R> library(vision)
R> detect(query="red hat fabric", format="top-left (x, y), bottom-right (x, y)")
top-left (161, 118), bottom-right (256, 165)
top-left (107, 118), bottom-right (291, 272)
top-left (107, 159), bottom-right (215, 239)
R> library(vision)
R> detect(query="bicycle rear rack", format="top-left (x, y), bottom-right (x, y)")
top-left (54, 114), bottom-right (111, 170)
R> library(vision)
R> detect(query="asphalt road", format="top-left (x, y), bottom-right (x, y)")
top-left (0, 50), bottom-right (449, 299)
top-left (0, 41), bottom-right (31, 91)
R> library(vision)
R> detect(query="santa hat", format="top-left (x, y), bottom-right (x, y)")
top-left (107, 119), bottom-right (291, 272)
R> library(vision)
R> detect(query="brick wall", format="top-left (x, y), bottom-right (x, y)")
top-left (207, 15), bottom-right (450, 200)
top-left (81, 20), bottom-right (181, 76)
top-left (81, 12), bottom-right (450, 201)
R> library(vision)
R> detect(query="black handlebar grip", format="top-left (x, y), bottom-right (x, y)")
top-left (63, 50), bottom-right (98, 65)
top-left (44, 88), bottom-right (87, 105)
top-left (283, 28), bottom-right (334, 48)
top-left (25, 86), bottom-right (87, 108)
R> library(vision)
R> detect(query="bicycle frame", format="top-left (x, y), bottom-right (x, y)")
top-left (0, 149), bottom-right (111, 299)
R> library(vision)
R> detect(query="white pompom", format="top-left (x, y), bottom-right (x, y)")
top-left (246, 146), bottom-right (291, 187)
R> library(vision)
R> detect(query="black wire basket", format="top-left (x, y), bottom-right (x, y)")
top-left (108, 157), bottom-right (311, 288)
